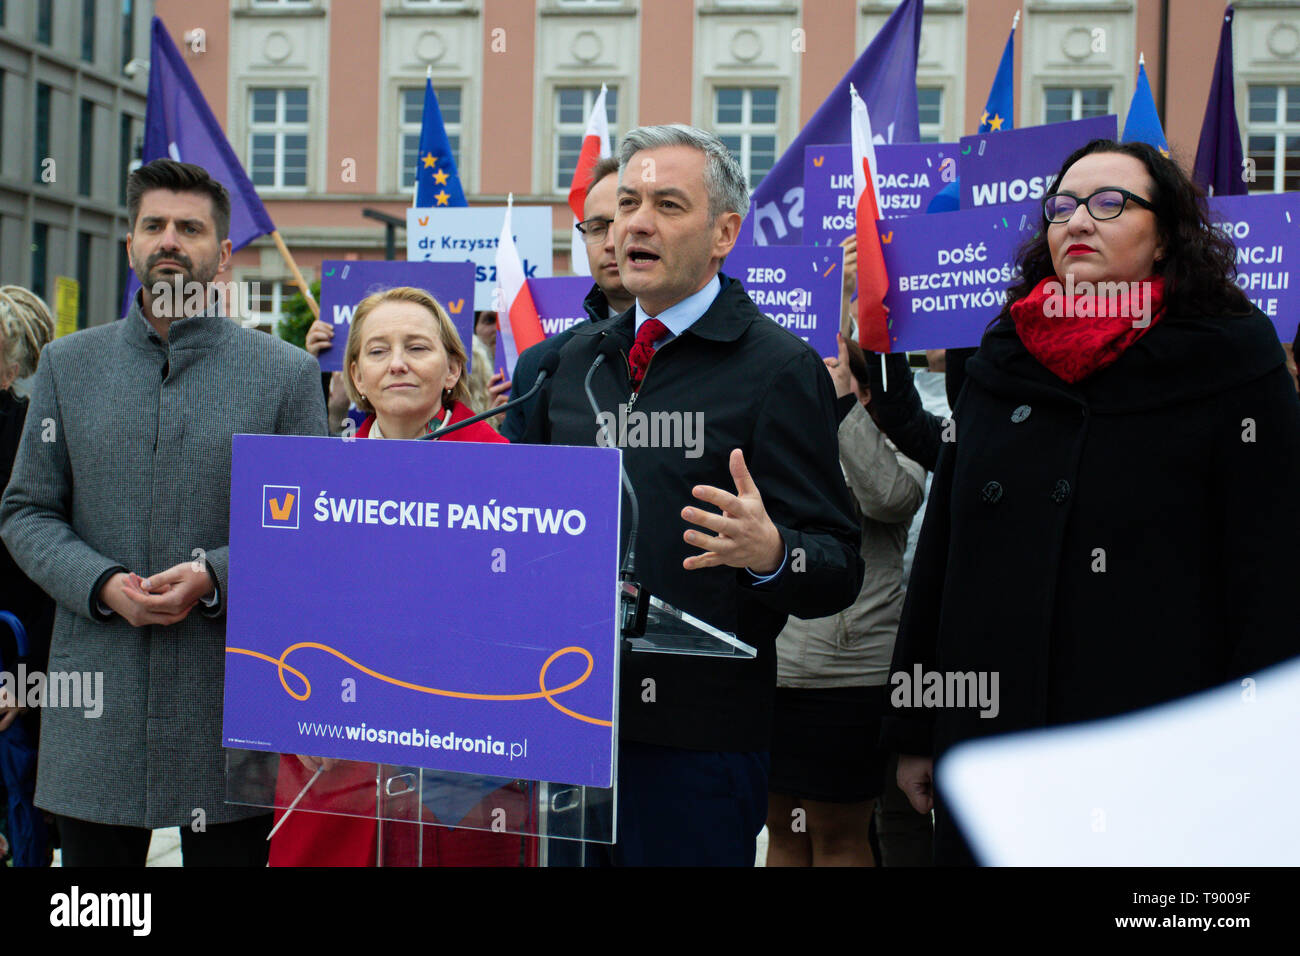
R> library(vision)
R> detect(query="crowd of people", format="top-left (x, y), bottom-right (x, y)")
top-left (1, 123), bottom-right (1297, 867)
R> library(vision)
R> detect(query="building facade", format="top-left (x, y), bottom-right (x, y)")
top-left (2, 0), bottom-right (1297, 330)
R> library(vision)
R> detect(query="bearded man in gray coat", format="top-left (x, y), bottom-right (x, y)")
top-left (0, 159), bottom-right (326, 866)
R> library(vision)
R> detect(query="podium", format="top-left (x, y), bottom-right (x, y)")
top-left (220, 435), bottom-right (754, 866)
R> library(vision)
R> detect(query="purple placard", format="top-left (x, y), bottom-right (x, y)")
top-left (960, 115), bottom-right (1118, 210)
top-left (883, 201), bottom-right (1040, 351)
top-left (528, 276), bottom-right (595, 337)
top-left (1208, 192), bottom-right (1300, 343)
top-left (222, 435), bottom-right (620, 788)
top-left (317, 260), bottom-right (477, 374)
top-left (803, 142), bottom-right (960, 247)
top-left (726, 246), bottom-right (843, 358)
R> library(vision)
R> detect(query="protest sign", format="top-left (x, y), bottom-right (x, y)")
top-left (883, 201), bottom-right (1039, 350)
top-left (222, 436), bottom-right (620, 788)
top-left (316, 261), bottom-right (476, 374)
top-left (1207, 192), bottom-right (1299, 342)
top-left (406, 206), bottom-right (552, 310)
top-left (528, 276), bottom-right (596, 337)
top-left (960, 115), bottom-right (1118, 210)
top-left (803, 143), bottom-right (959, 247)
top-left (726, 246), bottom-right (843, 358)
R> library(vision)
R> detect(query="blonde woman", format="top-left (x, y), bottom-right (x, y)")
top-left (270, 287), bottom-right (523, 867)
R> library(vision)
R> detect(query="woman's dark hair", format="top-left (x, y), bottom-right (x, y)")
top-left (1000, 139), bottom-right (1252, 321)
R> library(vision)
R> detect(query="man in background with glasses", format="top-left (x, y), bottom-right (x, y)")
top-left (501, 156), bottom-right (633, 442)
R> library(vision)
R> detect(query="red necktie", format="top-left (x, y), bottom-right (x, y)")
top-left (628, 318), bottom-right (669, 391)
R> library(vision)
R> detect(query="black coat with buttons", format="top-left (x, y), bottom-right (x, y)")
top-left (882, 305), bottom-right (1300, 770)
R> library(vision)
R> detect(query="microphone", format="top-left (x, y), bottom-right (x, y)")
top-left (582, 330), bottom-right (648, 635)
top-left (420, 351), bottom-right (560, 441)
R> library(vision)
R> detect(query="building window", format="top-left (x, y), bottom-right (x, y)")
top-left (37, 0), bottom-right (52, 44)
top-left (121, 0), bottom-right (134, 69)
top-left (553, 86), bottom-right (618, 193)
top-left (82, 0), bottom-right (97, 62)
top-left (249, 88), bottom-right (309, 189)
top-left (32, 223), bottom-right (49, 302)
top-left (1044, 87), bottom-right (1111, 124)
top-left (77, 232), bottom-right (93, 328)
top-left (715, 87), bottom-right (778, 189)
top-left (1246, 84), bottom-right (1300, 194)
top-left (400, 86), bottom-right (462, 191)
top-left (120, 112), bottom-right (137, 207)
top-left (79, 99), bottom-right (95, 197)
top-left (250, 280), bottom-right (297, 331)
top-left (251, 0), bottom-right (313, 6)
top-left (918, 87), bottom-right (944, 143)
top-left (554, 0), bottom-right (622, 7)
top-left (34, 84), bottom-right (51, 186)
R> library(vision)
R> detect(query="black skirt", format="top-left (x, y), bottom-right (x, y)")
top-left (768, 684), bottom-right (890, 803)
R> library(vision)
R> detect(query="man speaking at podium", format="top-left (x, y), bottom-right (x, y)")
top-left (524, 125), bottom-right (862, 866)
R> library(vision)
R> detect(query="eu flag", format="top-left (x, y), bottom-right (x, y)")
top-left (415, 77), bottom-right (467, 208)
top-left (1121, 57), bottom-right (1170, 156)
top-left (979, 15), bottom-right (1017, 134)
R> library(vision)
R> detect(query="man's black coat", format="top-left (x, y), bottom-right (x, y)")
top-left (882, 305), bottom-right (1300, 858)
top-left (523, 273), bottom-right (864, 752)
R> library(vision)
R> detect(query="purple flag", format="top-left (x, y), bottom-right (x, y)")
top-left (1193, 6), bottom-right (1247, 197)
top-left (747, 0), bottom-right (923, 246)
top-left (123, 17), bottom-right (277, 316)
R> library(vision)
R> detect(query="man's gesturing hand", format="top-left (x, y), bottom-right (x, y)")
top-left (682, 448), bottom-right (784, 575)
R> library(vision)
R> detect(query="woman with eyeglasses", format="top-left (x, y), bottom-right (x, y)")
top-left (882, 139), bottom-right (1300, 865)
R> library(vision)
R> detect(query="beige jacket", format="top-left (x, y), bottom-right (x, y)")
top-left (776, 401), bottom-right (925, 688)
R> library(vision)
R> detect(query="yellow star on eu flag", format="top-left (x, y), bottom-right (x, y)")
top-left (981, 110), bottom-right (989, 128)
top-left (988, 114), bottom-right (1004, 131)
top-left (422, 152), bottom-right (437, 169)
top-left (1159, 147), bottom-right (1170, 158)
top-left (433, 169), bottom-right (449, 185)
top-left (435, 190), bottom-right (450, 206)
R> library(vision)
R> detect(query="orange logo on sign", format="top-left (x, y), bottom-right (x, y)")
top-left (268, 493), bottom-right (296, 521)
top-left (447, 299), bottom-right (465, 314)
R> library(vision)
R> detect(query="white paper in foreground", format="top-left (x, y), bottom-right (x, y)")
top-left (937, 654), bottom-right (1300, 866)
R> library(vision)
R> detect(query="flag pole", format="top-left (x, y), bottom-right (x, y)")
top-left (270, 229), bottom-right (319, 320)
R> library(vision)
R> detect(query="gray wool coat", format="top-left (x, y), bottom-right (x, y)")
top-left (0, 297), bottom-right (327, 828)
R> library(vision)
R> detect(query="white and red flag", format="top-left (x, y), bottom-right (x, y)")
top-left (850, 82), bottom-right (891, 354)
top-left (566, 85), bottom-right (612, 277)
top-left (494, 193), bottom-right (545, 377)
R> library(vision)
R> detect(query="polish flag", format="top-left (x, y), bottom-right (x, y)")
top-left (851, 83), bottom-right (891, 354)
top-left (494, 194), bottom-right (545, 377)
top-left (567, 85), bottom-right (612, 277)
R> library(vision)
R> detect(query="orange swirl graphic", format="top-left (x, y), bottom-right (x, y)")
top-left (226, 643), bottom-right (612, 727)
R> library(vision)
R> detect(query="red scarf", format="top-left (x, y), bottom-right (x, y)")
top-left (1010, 275), bottom-right (1165, 383)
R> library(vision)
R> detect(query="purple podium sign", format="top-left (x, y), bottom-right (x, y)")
top-left (1207, 192), bottom-right (1300, 343)
top-left (960, 115), bottom-right (1118, 210)
top-left (803, 143), bottom-right (960, 247)
top-left (726, 246), bottom-right (843, 358)
top-left (222, 435), bottom-right (620, 788)
top-left (317, 260), bottom-right (477, 374)
top-left (528, 276), bottom-right (596, 337)
top-left (883, 201), bottom-right (1040, 351)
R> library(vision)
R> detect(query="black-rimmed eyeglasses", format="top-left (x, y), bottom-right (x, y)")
top-left (575, 217), bottom-right (614, 244)
top-left (1043, 188), bottom-right (1156, 224)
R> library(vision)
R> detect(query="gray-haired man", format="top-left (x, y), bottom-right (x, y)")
top-left (0, 158), bottom-right (327, 866)
top-left (524, 125), bottom-right (862, 865)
